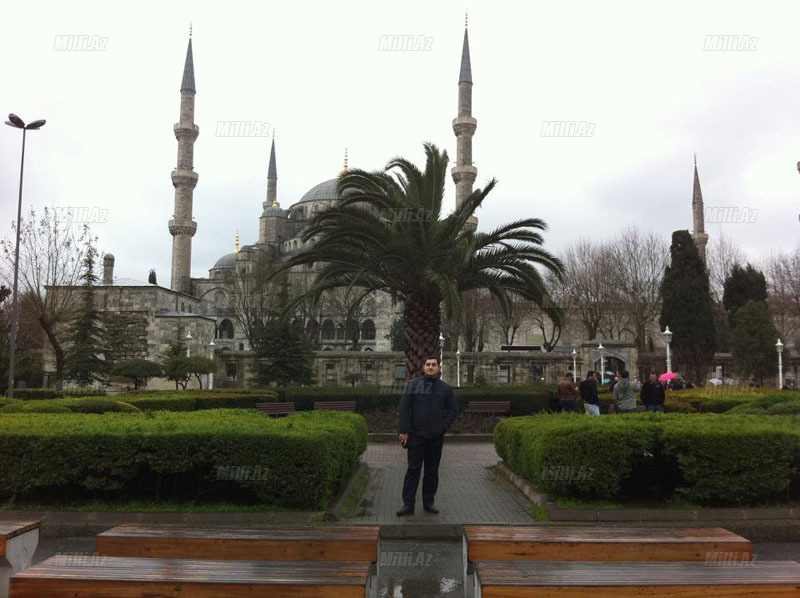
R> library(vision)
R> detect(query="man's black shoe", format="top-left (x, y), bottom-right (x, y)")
top-left (396, 505), bottom-right (415, 517)
top-left (423, 504), bottom-right (439, 514)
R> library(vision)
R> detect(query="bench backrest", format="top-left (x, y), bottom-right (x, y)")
top-left (467, 401), bottom-right (511, 413)
top-left (255, 402), bottom-right (295, 415)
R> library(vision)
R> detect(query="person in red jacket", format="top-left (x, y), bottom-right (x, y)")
top-left (556, 372), bottom-right (578, 412)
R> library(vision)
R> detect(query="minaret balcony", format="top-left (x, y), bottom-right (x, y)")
top-left (452, 116), bottom-right (477, 136)
top-left (451, 164), bottom-right (477, 184)
top-left (168, 218), bottom-right (197, 237)
top-left (173, 123), bottom-right (199, 141)
top-left (171, 169), bottom-right (199, 188)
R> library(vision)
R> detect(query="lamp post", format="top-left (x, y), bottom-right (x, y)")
top-left (456, 349), bottom-right (461, 388)
top-left (439, 332), bottom-right (445, 379)
top-left (663, 326), bottom-right (672, 374)
top-left (776, 338), bottom-right (784, 389)
top-left (186, 331), bottom-right (192, 358)
top-left (598, 343), bottom-right (605, 385)
top-left (572, 348), bottom-right (578, 381)
top-left (208, 339), bottom-right (216, 390)
top-left (4, 114), bottom-right (46, 398)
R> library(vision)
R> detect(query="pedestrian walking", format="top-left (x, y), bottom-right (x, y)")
top-left (612, 371), bottom-right (640, 413)
top-left (640, 372), bottom-right (666, 412)
top-left (556, 372), bottom-right (578, 412)
top-left (579, 371), bottom-right (600, 415)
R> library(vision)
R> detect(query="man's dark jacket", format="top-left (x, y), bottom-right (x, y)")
top-left (640, 380), bottom-right (666, 406)
top-left (398, 376), bottom-right (458, 438)
top-left (579, 378), bottom-right (599, 405)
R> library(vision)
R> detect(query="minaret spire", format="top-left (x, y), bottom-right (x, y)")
top-left (169, 32), bottom-right (199, 294)
top-left (452, 17), bottom-right (478, 230)
top-left (267, 134), bottom-right (278, 206)
top-left (691, 155), bottom-right (709, 266)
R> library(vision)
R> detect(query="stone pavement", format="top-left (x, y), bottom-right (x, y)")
top-left (347, 441), bottom-right (534, 524)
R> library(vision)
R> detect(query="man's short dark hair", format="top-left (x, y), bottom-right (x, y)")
top-left (424, 356), bottom-right (440, 364)
top-left (564, 372), bottom-right (573, 379)
top-left (586, 370), bottom-right (595, 379)
top-left (621, 371), bottom-right (630, 378)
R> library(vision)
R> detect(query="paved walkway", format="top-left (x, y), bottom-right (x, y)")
top-left (347, 442), bottom-right (534, 524)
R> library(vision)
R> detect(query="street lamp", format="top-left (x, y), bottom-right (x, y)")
top-left (439, 332), bottom-right (445, 379)
top-left (662, 326), bottom-right (672, 374)
top-left (186, 331), bottom-right (192, 357)
top-left (776, 338), bottom-right (784, 389)
top-left (572, 348), bottom-right (578, 381)
top-left (4, 114), bottom-right (46, 398)
top-left (456, 349), bottom-right (461, 388)
top-left (598, 343), bottom-right (605, 385)
top-left (208, 339), bottom-right (216, 390)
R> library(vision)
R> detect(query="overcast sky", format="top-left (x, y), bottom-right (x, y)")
top-left (2, 0), bottom-right (798, 283)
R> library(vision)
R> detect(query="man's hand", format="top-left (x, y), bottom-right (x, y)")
top-left (398, 433), bottom-right (409, 447)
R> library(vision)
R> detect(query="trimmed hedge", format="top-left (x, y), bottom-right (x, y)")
top-left (495, 413), bottom-right (800, 506)
top-left (59, 399), bottom-right (141, 414)
top-left (14, 388), bottom-right (107, 400)
top-left (0, 402), bottom-right (73, 414)
top-left (0, 410), bottom-right (367, 509)
top-left (105, 392), bottom-right (280, 412)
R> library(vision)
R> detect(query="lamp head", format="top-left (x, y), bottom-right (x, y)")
top-left (776, 338), bottom-right (784, 353)
top-left (5, 114), bottom-right (25, 128)
top-left (26, 119), bottom-right (46, 130)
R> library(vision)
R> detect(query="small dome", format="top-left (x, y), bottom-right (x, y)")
top-left (297, 178), bottom-right (340, 204)
top-left (212, 253), bottom-right (236, 269)
top-left (263, 205), bottom-right (288, 217)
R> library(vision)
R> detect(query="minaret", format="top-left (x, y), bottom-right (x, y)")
top-left (266, 133), bottom-right (278, 207)
top-left (169, 30), bottom-right (199, 294)
top-left (692, 155), bottom-right (709, 266)
top-left (258, 134), bottom-right (281, 245)
top-left (451, 14), bottom-right (478, 230)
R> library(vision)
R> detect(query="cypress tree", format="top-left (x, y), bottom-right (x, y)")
top-left (723, 263), bottom-right (767, 326)
top-left (65, 247), bottom-right (109, 386)
top-left (731, 300), bottom-right (779, 386)
top-left (659, 230), bottom-right (716, 385)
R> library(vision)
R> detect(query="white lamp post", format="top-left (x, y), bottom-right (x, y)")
top-left (663, 326), bottom-right (672, 374)
top-left (572, 348), bottom-right (578, 381)
top-left (186, 331), bottom-right (192, 358)
top-left (208, 339), bottom-right (216, 390)
top-left (439, 332), bottom-right (445, 379)
top-left (456, 349), bottom-right (461, 387)
top-left (776, 338), bottom-right (784, 389)
top-left (598, 343), bottom-right (605, 385)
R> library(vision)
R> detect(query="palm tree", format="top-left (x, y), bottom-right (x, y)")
top-left (280, 143), bottom-right (563, 378)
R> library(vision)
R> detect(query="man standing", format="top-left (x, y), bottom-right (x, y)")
top-left (612, 371), bottom-right (640, 413)
top-left (397, 356), bottom-right (458, 516)
top-left (556, 372), bottom-right (578, 412)
top-left (579, 371), bottom-right (600, 415)
top-left (640, 372), bottom-right (666, 412)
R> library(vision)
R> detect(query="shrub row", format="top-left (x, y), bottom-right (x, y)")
top-left (13, 388), bottom-right (108, 400)
top-left (0, 410), bottom-right (367, 510)
top-left (495, 413), bottom-right (800, 506)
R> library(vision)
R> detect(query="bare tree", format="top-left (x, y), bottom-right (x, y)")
top-left (560, 239), bottom-right (615, 340)
top-left (221, 251), bottom-right (285, 345)
top-left (607, 228), bottom-right (668, 350)
top-left (0, 208), bottom-right (90, 390)
top-left (765, 247), bottom-right (800, 349)
top-left (325, 286), bottom-right (378, 350)
top-left (707, 233), bottom-right (746, 302)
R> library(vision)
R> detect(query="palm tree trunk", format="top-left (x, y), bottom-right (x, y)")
top-left (403, 295), bottom-right (441, 379)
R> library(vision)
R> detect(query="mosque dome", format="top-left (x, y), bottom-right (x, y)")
top-left (297, 178), bottom-right (340, 204)
top-left (212, 253), bottom-right (237, 269)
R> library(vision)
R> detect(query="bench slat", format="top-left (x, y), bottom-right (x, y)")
top-left (465, 526), bottom-right (752, 561)
top-left (256, 402), bottom-right (295, 416)
top-left (96, 524), bottom-right (379, 562)
top-left (475, 561), bottom-right (800, 597)
top-left (313, 402), bottom-right (357, 411)
top-left (11, 557), bottom-right (372, 598)
top-left (466, 401), bottom-right (510, 413)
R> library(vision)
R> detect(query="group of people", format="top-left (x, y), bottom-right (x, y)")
top-left (555, 370), bottom-right (667, 414)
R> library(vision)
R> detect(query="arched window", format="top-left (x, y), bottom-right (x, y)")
top-left (306, 319), bottom-right (320, 339)
top-left (361, 319), bottom-right (376, 340)
top-left (291, 319), bottom-right (304, 336)
top-left (346, 319), bottom-right (359, 343)
top-left (335, 323), bottom-right (346, 340)
top-left (219, 319), bottom-right (235, 339)
top-left (321, 319), bottom-right (335, 340)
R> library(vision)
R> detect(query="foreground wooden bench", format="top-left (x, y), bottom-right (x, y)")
top-left (11, 556), bottom-right (376, 598)
top-left (466, 401), bottom-right (511, 416)
top-left (464, 526), bottom-right (752, 562)
top-left (256, 401), bottom-right (296, 416)
top-left (0, 522), bottom-right (40, 598)
top-left (313, 401), bottom-right (357, 412)
top-left (96, 524), bottom-right (380, 562)
top-left (473, 560), bottom-right (800, 597)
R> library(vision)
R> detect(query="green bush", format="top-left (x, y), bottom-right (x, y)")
top-left (111, 392), bottom-right (278, 412)
top-left (59, 399), bottom-right (141, 414)
top-left (767, 402), bottom-right (800, 415)
top-left (0, 402), bottom-right (72, 414)
top-left (496, 413), bottom-right (800, 506)
top-left (13, 389), bottom-right (63, 400)
top-left (0, 398), bottom-right (23, 410)
top-left (0, 410), bottom-right (366, 510)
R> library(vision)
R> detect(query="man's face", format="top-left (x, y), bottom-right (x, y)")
top-left (423, 359), bottom-right (440, 377)
top-left (650, 373), bottom-right (657, 383)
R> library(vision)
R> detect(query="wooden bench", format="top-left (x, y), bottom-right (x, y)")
top-left (96, 524), bottom-right (380, 562)
top-left (0, 521), bottom-right (40, 598)
top-left (256, 401), bottom-right (296, 416)
top-left (472, 560), bottom-right (800, 597)
top-left (464, 526), bottom-right (752, 562)
top-left (466, 401), bottom-right (511, 416)
top-left (11, 556), bottom-right (376, 597)
top-left (313, 401), bottom-right (357, 412)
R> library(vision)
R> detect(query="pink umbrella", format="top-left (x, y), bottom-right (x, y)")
top-left (659, 372), bottom-right (678, 382)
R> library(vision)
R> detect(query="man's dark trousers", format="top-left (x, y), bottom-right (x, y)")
top-left (402, 433), bottom-right (444, 508)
